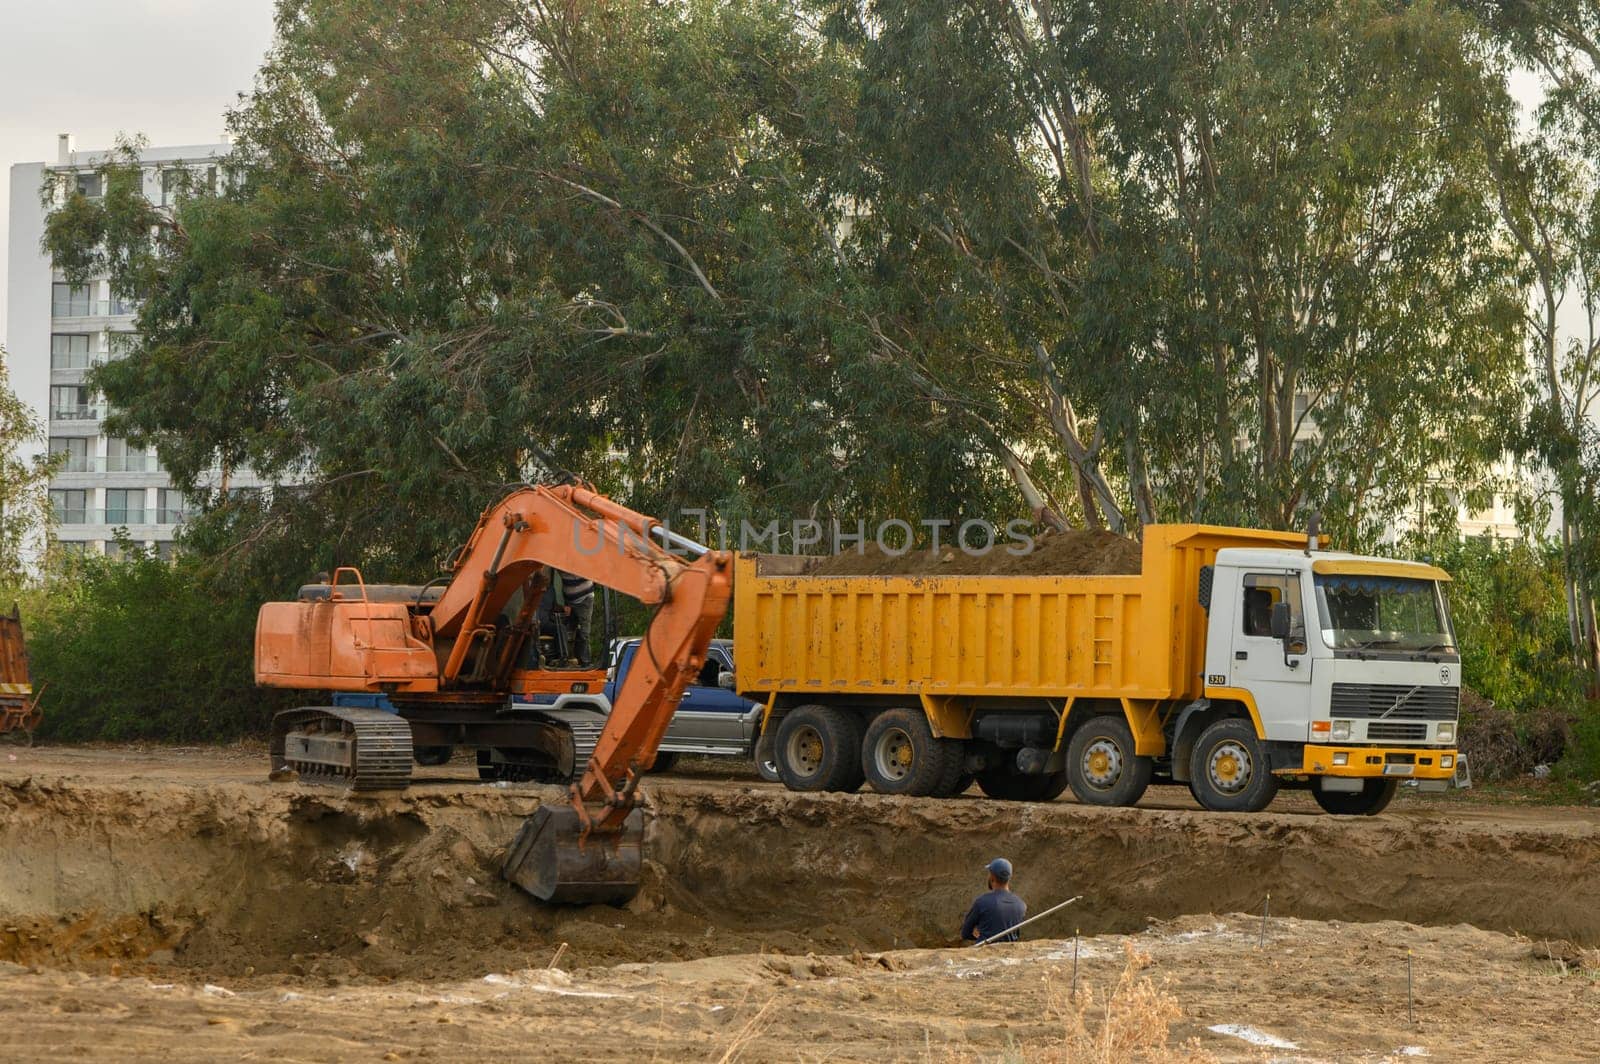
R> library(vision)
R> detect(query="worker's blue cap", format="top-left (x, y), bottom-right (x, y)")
top-left (985, 858), bottom-right (1013, 881)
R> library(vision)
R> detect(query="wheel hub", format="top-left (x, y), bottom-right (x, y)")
top-left (789, 726), bottom-right (825, 774)
top-left (1208, 741), bottom-right (1252, 794)
top-left (1081, 738), bottom-right (1123, 788)
top-left (874, 727), bottom-right (914, 781)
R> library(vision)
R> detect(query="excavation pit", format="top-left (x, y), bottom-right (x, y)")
top-left (2, 772), bottom-right (1598, 989)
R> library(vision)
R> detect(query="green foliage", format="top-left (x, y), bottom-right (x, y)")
top-left (16, 544), bottom-right (290, 741)
top-left (1429, 535), bottom-right (1584, 716)
top-left (0, 349), bottom-right (57, 583)
top-left (832, 0), bottom-right (1526, 543)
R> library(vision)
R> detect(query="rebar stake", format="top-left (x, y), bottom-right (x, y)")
top-left (1072, 928), bottom-right (1080, 995)
top-left (1259, 892), bottom-right (1270, 949)
top-left (1408, 949), bottom-right (1415, 1025)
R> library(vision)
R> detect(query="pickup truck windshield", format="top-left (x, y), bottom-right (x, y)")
top-left (1314, 574), bottom-right (1455, 652)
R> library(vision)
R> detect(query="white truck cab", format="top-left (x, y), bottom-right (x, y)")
top-left (1188, 549), bottom-right (1463, 813)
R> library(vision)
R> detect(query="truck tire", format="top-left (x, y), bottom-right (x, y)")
top-left (1312, 778), bottom-right (1397, 816)
top-left (754, 727), bottom-right (781, 783)
top-left (1065, 715), bottom-right (1153, 807)
top-left (862, 708), bottom-right (958, 796)
top-left (776, 704), bottom-right (865, 793)
top-left (930, 745), bottom-right (973, 798)
top-left (414, 745), bottom-right (454, 766)
top-left (976, 768), bottom-right (1069, 802)
top-left (1188, 718), bottom-right (1279, 812)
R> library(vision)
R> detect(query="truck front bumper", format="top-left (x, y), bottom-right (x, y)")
top-left (1296, 744), bottom-right (1458, 781)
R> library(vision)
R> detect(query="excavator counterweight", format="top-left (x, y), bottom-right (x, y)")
top-left (254, 483), bottom-right (733, 904)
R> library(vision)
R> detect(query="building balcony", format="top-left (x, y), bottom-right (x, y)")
top-left (51, 299), bottom-right (137, 319)
top-left (53, 455), bottom-right (161, 474)
top-left (53, 509), bottom-right (188, 527)
top-left (50, 405), bottom-right (108, 422)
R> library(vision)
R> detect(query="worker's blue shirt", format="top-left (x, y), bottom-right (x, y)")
top-left (961, 888), bottom-right (1026, 943)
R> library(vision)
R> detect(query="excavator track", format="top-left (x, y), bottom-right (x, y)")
top-left (270, 706), bottom-right (414, 791)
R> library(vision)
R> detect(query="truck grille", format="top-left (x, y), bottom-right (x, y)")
top-left (1365, 721), bottom-right (1429, 743)
top-left (1331, 683), bottom-right (1458, 721)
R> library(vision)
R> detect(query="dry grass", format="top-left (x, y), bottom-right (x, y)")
top-left (940, 941), bottom-right (1216, 1064)
top-left (1040, 941), bottom-right (1216, 1064)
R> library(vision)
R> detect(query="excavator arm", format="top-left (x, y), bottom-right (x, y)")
top-left (418, 485), bottom-right (733, 901)
top-left (256, 482), bottom-right (732, 903)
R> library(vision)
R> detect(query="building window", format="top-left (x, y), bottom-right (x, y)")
top-left (48, 436), bottom-right (91, 473)
top-left (49, 385), bottom-right (96, 421)
top-left (154, 540), bottom-right (179, 561)
top-left (157, 488), bottom-right (187, 524)
top-left (106, 438), bottom-right (153, 473)
top-left (50, 333), bottom-right (93, 369)
top-left (110, 293), bottom-right (138, 316)
top-left (56, 540), bottom-right (88, 558)
top-left (50, 489), bottom-right (87, 524)
top-left (74, 172), bottom-right (102, 199)
top-left (105, 488), bottom-right (146, 525)
top-left (51, 283), bottom-right (92, 317)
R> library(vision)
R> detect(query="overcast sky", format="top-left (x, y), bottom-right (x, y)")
top-left (0, 0), bottom-right (277, 339)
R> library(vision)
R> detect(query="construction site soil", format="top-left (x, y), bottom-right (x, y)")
top-left (806, 529), bottom-right (1143, 577)
top-left (1, 745), bottom-right (1597, 1061)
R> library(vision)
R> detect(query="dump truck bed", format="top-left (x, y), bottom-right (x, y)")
top-left (732, 525), bottom-right (1308, 704)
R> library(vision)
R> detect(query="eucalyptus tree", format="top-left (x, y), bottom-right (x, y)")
top-left (828, 0), bottom-right (1526, 543)
top-left (46, 0), bottom-right (1012, 583)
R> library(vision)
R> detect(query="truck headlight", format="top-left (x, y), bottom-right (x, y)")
top-left (1436, 723), bottom-right (1455, 743)
top-left (1441, 755), bottom-right (1454, 769)
top-left (1332, 752), bottom-right (1349, 766)
top-left (1331, 720), bottom-right (1352, 741)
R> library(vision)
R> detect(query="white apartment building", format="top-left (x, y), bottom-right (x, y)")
top-left (6, 134), bottom-right (272, 558)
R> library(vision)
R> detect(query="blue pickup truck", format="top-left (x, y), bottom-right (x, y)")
top-left (333, 637), bottom-right (774, 782)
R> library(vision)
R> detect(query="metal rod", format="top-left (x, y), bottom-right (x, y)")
top-left (974, 895), bottom-right (1082, 947)
top-left (1071, 928), bottom-right (1080, 994)
top-left (1408, 950), bottom-right (1414, 1024)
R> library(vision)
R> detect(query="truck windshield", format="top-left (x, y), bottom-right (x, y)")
top-left (1313, 575), bottom-right (1455, 652)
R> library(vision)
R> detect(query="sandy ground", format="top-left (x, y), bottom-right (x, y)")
top-left (0, 743), bottom-right (1597, 1062)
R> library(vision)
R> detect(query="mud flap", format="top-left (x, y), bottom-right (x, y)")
top-left (502, 805), bottom-right (644, 905)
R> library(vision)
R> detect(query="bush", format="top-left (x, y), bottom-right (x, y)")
top-left (12, 545), bottom-right (291, 741)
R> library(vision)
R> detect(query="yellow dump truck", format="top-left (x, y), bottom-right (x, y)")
top-left (734, 525), bottom-right (1462, 815)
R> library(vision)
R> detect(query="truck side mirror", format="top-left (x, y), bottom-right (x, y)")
top-left (1270, 602), bottom-right (1291, 640)
top-left (717, 670), bottom-right (736, 690)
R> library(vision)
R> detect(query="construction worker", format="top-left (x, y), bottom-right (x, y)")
top-left (560, 570), bottom-right (595, 667)
top-left (961, 857), bottom-right (1027, 945)
top-left (538, 570), bottom-right (596, 667)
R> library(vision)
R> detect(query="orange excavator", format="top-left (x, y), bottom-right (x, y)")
top-left (254, 482), bottom-right (733, 903)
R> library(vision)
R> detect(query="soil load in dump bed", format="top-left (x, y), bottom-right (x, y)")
top-left (807, 529), bottom-right (1143, 577)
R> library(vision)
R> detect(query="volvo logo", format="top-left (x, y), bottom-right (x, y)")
top-left (1439, 665), bottom-right (1451, 685)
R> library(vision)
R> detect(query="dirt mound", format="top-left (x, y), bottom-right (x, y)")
top-left (808, 529), bottom-right (1142, 577)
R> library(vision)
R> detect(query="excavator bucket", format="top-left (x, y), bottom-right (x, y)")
top-left (502, 804), bottom-right (644, 905)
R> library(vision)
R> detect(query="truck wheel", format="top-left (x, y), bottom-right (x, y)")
top-left (413, 745), bottom-right (454, 766)
top-left (776, 705), bottom-right (865, 793)
top-left (754, 728), bottom-right (781, 783)
top-left (976, 769), bottom-right (1069, 802)
top-left (1066, 716), bottom-right (1153, 807)
top-left (929, 745), bottom-right (972, 798)
top-left (1188, 718), bottom-right (1279, 812)
top-left (862, 708), bottom-right (958, 796)
top-left (1313, 778), bottom-right (1397, 816)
